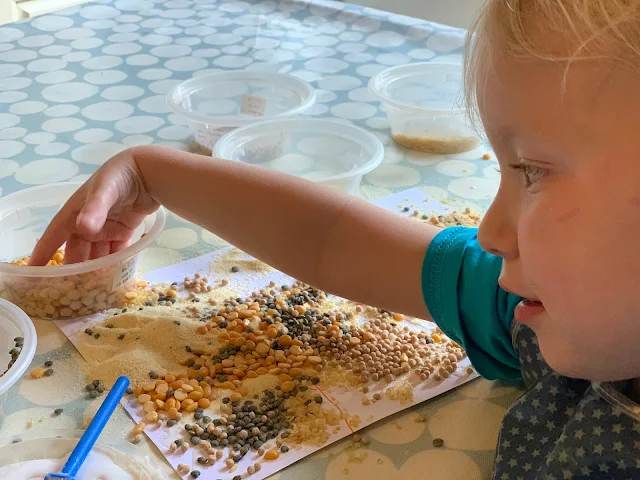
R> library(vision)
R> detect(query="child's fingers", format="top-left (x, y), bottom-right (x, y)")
top-left (63, 236), bottom-right (92, 265)
top-left (28, 215), bottom-right (71, 266)
top-left (89, 241), bottom-right (111, 260)
top-left (76, 186), bottom-right (119, 237)
top-left (109, 240), bottom-right (129, 254)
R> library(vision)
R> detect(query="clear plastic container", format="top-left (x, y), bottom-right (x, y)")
top-left (0, 429), bottom-right (174, 479)
top-left (369, 62), bottom-right (480, 154)
top-left (214, 118), bottom-right (384, 195)
top-left (0, 299), bottom-right (36, 427)
top-left (168, 71), bottom-right (316, 153)
top-left (0, 183), bottom-right (166, 320)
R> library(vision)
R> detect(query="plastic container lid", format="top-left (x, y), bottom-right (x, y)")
top-left (0, 182), bottom-right (166, 278)
top-left (167, 71), bottom-right (316, 127)
top-left (0, 299), bottom-right (36, 396)
top-left (214, 118), bottom-right (384, 187)
top-left (369, 62), bottom-right (466, 115)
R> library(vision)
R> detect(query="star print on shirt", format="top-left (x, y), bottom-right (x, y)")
top-left (492, 322), bottom-right (640, 479)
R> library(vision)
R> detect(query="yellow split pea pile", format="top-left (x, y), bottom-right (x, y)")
top-left (82, 273), bottom-right (469, 478)
top-left (2, 249), bottom-right (140, 318)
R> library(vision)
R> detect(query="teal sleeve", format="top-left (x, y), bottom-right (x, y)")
top-left (422, 226), bottom-right (523, 381)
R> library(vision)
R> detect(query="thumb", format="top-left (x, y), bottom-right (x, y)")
top-left (75, 185), bottom-right (119, 237)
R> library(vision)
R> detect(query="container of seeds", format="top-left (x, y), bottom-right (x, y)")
top-left (0, 429), bottom-right (173, 479)
top-left (0, 299), bottom-right (36, 427)
top-left (369, 62), bottom-right (480, 154)
top-left (214, 118), bottom-right (384, 195)
top-left (0, 183), bottom-right (166, 320)
top-left (168, 70), bottom-right (316, 154)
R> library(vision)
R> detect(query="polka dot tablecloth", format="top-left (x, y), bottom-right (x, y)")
top-left (0, 0), bottom-right (524, 478)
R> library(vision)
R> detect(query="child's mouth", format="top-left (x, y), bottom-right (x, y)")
top-left (514, 299), bottom-right (545, 324)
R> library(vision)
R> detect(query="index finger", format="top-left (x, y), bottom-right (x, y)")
top-left (28, 209), bottom-right (74, 266)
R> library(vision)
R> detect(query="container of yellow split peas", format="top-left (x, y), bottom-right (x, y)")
top-left (0, 183), bottom-right (165, 319)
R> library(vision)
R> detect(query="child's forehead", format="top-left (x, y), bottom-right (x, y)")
top-left (481, 51), bottom-right (635, 124)
top-left (476, 51), bottom-right (640, 154)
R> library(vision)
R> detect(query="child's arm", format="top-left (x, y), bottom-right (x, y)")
top-left (30, 145), bottom-right (440, 320)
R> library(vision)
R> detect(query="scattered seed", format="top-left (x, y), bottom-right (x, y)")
top-left (53, 408), bottom-right (63, 416)
top-left (43, 368), bottom-right (54, 377)
top-left (44, 360), bottom-right (53, 367)
top-left (432, 438), bottom-right (444, 448)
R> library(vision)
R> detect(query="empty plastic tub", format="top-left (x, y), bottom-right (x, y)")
top-left (214, 118), bottom-right (384, 195)
top-left (168, 71), bottom-right (316, 153)
top-left (0, 299), bottom-right (36, 427)
top-left (369, 62), bottom-right (480, 154)
top-left (0, 183), bottom-right (166, 319)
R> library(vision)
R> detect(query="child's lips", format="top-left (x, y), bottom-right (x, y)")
top-left (514, 299), bottom-right (545, 325)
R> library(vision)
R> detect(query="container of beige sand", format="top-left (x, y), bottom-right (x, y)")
top-left (369, 62), bottom-right (480, 154)
top-left (0, 183), bottom-right (166, 319)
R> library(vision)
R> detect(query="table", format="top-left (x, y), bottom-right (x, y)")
top-left (0, 1), bottom-right (524, 478)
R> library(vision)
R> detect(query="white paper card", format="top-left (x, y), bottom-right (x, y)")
top-left (55, 188), bottom-right (478, 480)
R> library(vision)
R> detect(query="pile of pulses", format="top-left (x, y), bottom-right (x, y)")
top-left (1, 249), bottom-right (143, 319)
top-left (105, 275), bottom-right (469, 478)
top-left (401, 204), bottom-right (482, 228)
top-left (1, 336), bottom-right (23, 377)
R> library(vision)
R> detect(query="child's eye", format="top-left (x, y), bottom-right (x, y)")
top-left (509, 163), bottom-right (547, 188)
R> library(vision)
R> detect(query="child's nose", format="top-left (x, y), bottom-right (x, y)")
top-left (477, 194), bottom-right (519, 260)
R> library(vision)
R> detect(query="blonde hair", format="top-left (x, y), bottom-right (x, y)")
top-left (463, 0), bottom-right (640, 120)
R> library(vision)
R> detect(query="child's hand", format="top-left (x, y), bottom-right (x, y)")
top-left (29, 150), bottom-right (160, 266)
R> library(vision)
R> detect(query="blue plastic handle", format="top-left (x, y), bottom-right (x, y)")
top-left (59, 376), bottom-right (130, 477)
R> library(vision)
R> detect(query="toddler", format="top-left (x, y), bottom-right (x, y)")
top-left (31, 0), bottom-right (640, 477)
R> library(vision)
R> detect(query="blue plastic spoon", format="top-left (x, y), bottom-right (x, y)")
top-left (45, 376), bottom-right (130, 480)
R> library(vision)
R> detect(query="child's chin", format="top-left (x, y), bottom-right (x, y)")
top-left (537, 340), bottom-right (594, 380)
top-left (539, 343), bottom-right (636, 382)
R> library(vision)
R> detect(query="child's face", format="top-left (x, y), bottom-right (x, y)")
top-left (477, 49), bottom-right (640, 382)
